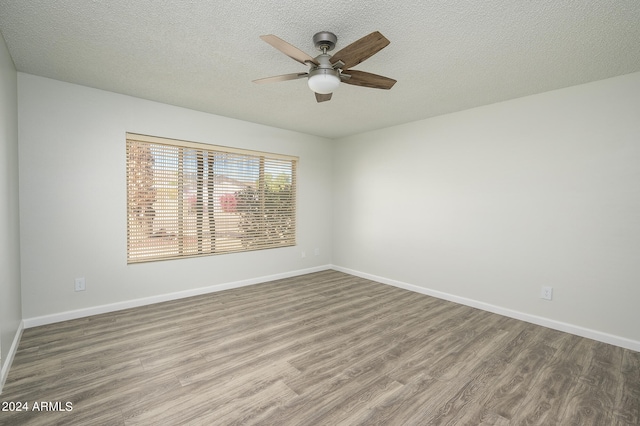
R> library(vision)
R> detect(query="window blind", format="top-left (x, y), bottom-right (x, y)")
top-left (126, 133), bottom-right (297, 263)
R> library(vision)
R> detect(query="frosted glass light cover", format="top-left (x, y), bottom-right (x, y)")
top-left (308, 70), bottom-right (340, 94)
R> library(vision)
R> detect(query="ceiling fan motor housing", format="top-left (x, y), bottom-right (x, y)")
top-left (308, 53), bottom-right (340, 94)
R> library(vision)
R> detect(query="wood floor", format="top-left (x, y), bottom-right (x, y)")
top-left (1, 270), bottom-right (638, 425)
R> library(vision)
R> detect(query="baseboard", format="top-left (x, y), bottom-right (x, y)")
top-left (0, 320), bottom-right (24, 395)
top-left (331, 265), bottom-right (640, 353)
top-left (23, 265), bottom-right (332, 329)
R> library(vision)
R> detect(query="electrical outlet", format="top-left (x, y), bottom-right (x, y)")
top-left (75, 277), bottom-right (86, 292)
top-left (314, 248), bottom-right (320, 256)
top-left (541, 286), bottom-right (553, 300)
top-left (301, 250), bottom-right (306, 258)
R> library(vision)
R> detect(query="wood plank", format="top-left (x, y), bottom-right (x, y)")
top-left (614, 350), bottom-right (640, 424)
top-left (561, 341), bottom-right (625, 425)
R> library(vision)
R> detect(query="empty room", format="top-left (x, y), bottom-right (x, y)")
top-left (1, 1), bottom-right (639, 425)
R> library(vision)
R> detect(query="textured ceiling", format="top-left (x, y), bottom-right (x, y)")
top-left (1, 0), bottom-right (639, 139)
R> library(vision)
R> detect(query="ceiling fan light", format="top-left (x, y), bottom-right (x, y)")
top-left (308, 69), bottom-right (340, 94)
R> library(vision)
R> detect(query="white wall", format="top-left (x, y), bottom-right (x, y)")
top-left (333, 72), bottom-right (640, 346)
top-left (14, 70), bottom-right (640, 350)
top-left (0, 31), bottom-right (22, 389)
top-left (18, 74), bottom-right (333, 320)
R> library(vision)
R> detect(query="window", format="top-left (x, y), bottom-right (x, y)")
top-left (126, 133), bottom-right (297, 263)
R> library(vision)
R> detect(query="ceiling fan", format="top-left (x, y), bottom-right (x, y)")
top-left (253, 31), bottom-right (396, 102)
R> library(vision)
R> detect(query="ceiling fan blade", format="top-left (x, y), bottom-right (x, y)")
top-left (330, 31), bottom-right (390, 69)
top-left (260, 35), bottom-right (319, 66)
top-left (341, 70), bottom-right (396, 90)
top-left (315, 92), bottom-right (332, 102)
top-left (253, 73), bottom-right (308, 84)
